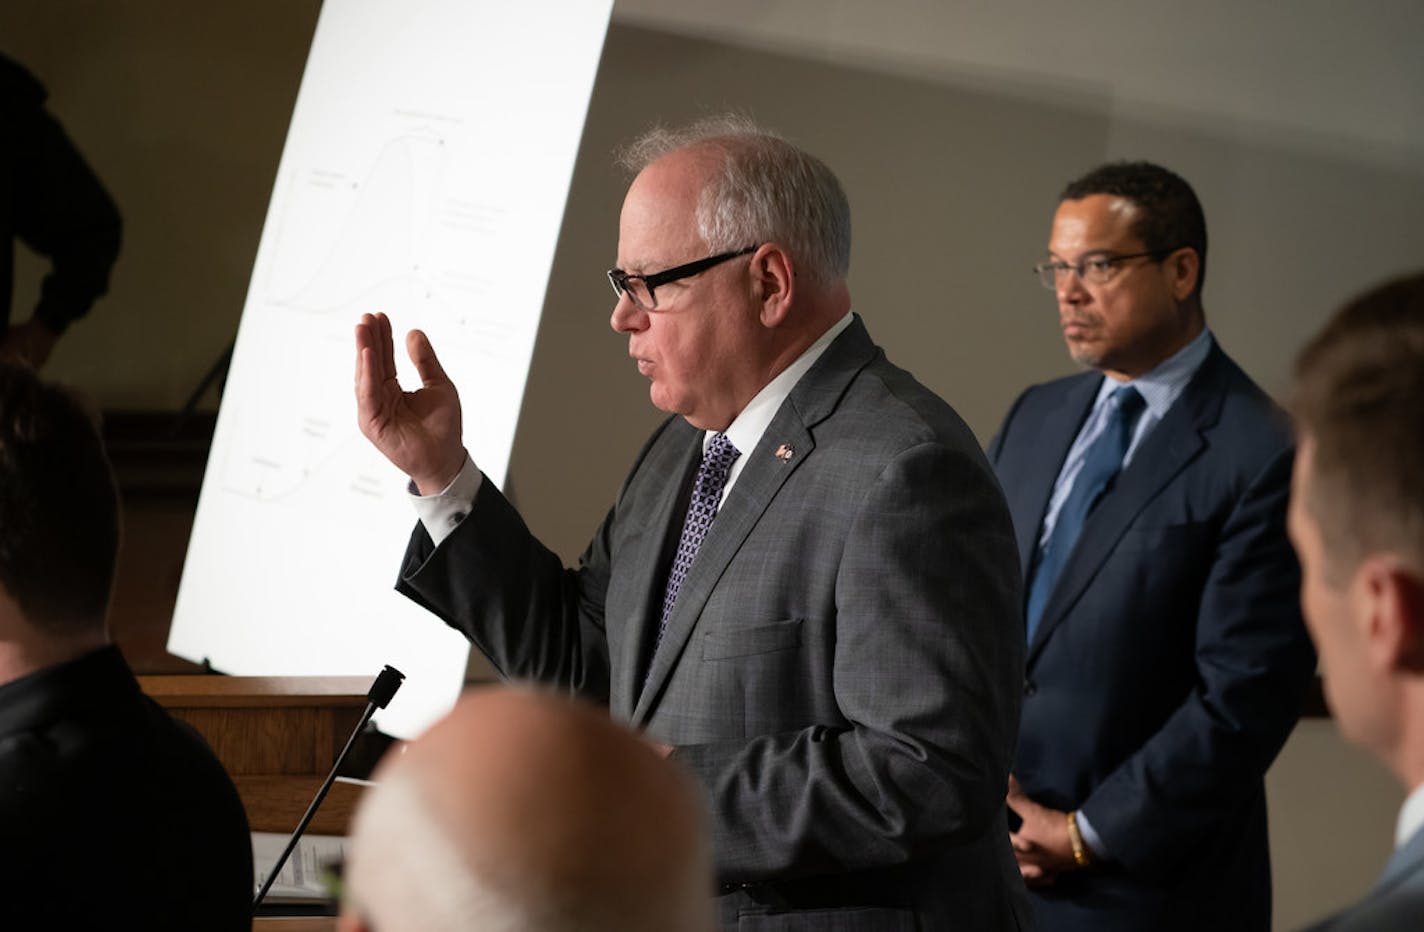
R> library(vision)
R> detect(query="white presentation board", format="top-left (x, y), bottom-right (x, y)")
top-left (169, 0), bottom-right (613, 737)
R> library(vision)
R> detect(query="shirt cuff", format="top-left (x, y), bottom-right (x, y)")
top-left (1075, 809), bottom-right (1109, 861)
top-left (408, 452), bottom-right (482, 547)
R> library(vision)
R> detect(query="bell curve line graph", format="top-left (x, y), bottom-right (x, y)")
top-left (264, 132), bottom-right (449, 316)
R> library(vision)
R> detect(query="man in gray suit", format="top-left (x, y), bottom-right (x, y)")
top-left (1291, 271), bottom-right (1424, 931)
top-left (354, 115), bottom-right (1030, 929)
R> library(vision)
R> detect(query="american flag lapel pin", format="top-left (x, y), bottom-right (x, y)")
top-left (774, 443), bottom-right (794, 462)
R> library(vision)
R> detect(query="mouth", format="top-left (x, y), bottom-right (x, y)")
top-left (1061, 317), bottom-right (1097, 340)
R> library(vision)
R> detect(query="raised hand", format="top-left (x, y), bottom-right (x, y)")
top-left (355, 312), bottom-right (466, 494)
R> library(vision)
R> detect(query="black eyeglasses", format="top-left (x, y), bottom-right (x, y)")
top-left (1033, 248), bottom-right (1178, 290)
top-left (607, 246), bottom-right (758, 310)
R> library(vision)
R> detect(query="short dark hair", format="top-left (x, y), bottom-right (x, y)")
top-left (0, 363), bottom-right (119, 632)
top-left (1291, 271), bottom-right (1424, 575)
top-left (1060, 161), bottom-right (1208, 299)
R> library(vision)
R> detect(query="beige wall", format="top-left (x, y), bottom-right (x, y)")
top-left (3, 2), bottom-right (1421, 927)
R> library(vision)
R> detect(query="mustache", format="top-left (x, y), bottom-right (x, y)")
top-left (1061, 312), bottom-right (1101, 329)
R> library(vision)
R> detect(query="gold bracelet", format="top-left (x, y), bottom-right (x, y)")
top-left (1066, 810), bottom-right (1092, 868)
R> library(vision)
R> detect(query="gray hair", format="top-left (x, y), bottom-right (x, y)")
top-left (618, 114), bottom-right (851, 286)
top-left (346, 756), bottom-right (712, 932)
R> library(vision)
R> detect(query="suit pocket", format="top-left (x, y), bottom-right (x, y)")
top-left (737, 906), bottom-right (917, 930)
top-left (702, 619), bottom-right (804, 660)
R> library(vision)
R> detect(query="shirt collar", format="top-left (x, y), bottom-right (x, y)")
top-left (707, 311), bottom-right (854, 457)
top-left (1398, 781), bottom-right (1424, 850)
top-left (0, 645), bottom-right (130, 739)
top-left (1093, 326), bottom-right (1214, 420)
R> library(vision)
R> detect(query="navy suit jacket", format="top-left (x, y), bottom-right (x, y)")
top-left (988, 339), bottom-right (1315, 931)
top-left (1305, 827), bottom-right (1424, 931)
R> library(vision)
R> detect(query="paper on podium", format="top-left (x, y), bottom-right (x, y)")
top-left (253, 832), bottom-right (346, 904)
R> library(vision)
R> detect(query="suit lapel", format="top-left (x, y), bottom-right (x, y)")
top-left (1010, 377), bottom-right (1100, 583)
top-left (631, 316), bottom-right (877, 725)
top-left (1027, 345), bottom-right (1229, 665)
top-left (611, 429), bottom-right (701, 721)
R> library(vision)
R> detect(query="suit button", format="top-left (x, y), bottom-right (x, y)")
top-left (1023, 679), bottom-right (1037, 697)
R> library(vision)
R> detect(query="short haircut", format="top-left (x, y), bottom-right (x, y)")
top-left (1291, 271), bottom-right (1424, 577)
top-left (618, 113), bottom-right (852, 287)
top-left (1060, 160), bottom-right (1208, 298)
top-left (346, 688), bottom-right (712, 932)
top-left (0, 363), bottom-right (118, 632)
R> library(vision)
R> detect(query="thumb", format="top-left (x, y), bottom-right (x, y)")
top-left (406, 329), bottom-right (452, 389)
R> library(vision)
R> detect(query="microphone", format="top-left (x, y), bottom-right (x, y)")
top-left (253, 665), bottom-right (405, 912)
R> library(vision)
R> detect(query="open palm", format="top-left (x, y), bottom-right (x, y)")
top-left (355, 312), bottom-right (466, 494)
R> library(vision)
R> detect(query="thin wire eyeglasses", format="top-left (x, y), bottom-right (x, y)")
top-left (607, 246), bottom-right (758, 310)
top-left (1033, 249), bottom-right (1178, 290)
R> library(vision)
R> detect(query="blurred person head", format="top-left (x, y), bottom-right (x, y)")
top-left (1288, 271), bottom-right (1424, 785)
top-left (0, 361), bottom-right (117, 683)
top-left (339, 686), bottom-right (714, 932)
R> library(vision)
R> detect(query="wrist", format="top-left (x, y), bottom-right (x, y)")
top-left (1066, 810), bottom-right (1093, 869)
top-left (413, 449), bottom-right (469, 496)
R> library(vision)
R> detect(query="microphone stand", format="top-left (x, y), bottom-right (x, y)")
top-left (252, 665), bottom-right (405, 913)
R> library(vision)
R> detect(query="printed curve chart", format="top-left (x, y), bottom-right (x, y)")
top-left (169, 0), bottom-right (613, 738)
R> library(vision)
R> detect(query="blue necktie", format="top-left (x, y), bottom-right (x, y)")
top-left (1025, 386), bottom-right (1145, 642)
top-left (650, 432), bottom-right (740, 659)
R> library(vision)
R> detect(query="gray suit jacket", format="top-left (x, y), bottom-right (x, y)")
top-left (1304, 828), bottom-right (1424, 932)
top-left (398, 317), bottom-right (1031, 930)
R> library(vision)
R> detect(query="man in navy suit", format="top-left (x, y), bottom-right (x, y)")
top-left (1291, 272), bottom-right (1424, 931)
top-left (988, 161), bottom-right (1316, 930)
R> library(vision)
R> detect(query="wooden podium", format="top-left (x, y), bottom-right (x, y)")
top-left (139, 676), bottom-right (380, 931)
top-left (138, 675), bottom-right (376, 834)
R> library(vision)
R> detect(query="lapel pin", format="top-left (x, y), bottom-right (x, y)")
top-left (774, 443), bottom-right (794, 462)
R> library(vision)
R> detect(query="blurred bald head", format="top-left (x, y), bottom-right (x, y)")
top-left (339, 687), bottom-right (713, 932)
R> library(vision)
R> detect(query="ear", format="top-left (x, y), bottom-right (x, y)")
top-left (1166, 247), bottom-right (1201, 302)
top-left (750, 243), bottom-right (796, 327)
top-left (1360, 556), bottom-right (1424, 674)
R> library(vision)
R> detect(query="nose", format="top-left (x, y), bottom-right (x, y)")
top-left (1056, 266), bottom-right (1089, 305)
top-left (610, 290), bottom-right (647, 334)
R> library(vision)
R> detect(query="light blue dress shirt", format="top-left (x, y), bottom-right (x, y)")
top-left (1033, 327), bottom-right (1214, 858)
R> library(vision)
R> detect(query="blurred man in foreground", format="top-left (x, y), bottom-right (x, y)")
top-left (339, 686), bottom-right (714, 932)
top-left (0, 362), bottom-right (250, 928)
top-left (1290, 272), bottom-right (1424, 931)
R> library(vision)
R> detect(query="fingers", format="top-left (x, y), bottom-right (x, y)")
top-left (1005, 776), bottom-right (1030, 816)
top-left (355, 313), bottom-right (396, 430)
top-left (355, 314), bottom-right (374, 384)
top-left (378, 312), bottom-right (397, 383)
top-left (1020, 863), bottom-right (1055, 887)
top-left (406, 329), bottom-right (451, 389)
top-left (355, 312), bottom-right (395, 380)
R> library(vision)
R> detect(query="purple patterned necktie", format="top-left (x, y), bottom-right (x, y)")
top-left (652, 432), bottom-right (741, 654)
